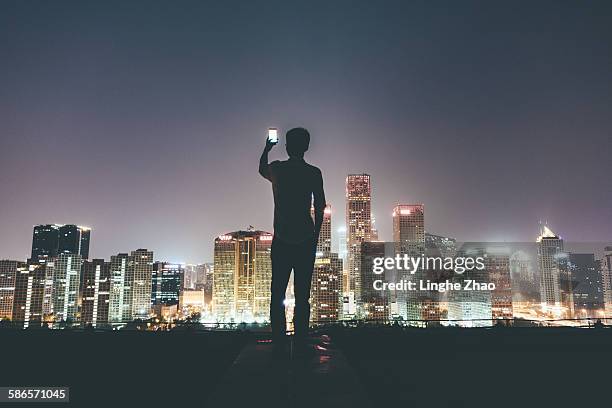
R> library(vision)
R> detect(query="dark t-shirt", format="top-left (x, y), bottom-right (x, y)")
top-left (261, 158), bottom-right (325, 244)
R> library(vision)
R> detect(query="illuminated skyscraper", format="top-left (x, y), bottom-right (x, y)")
top-left (392, 204), bottom-right (425, 321)
top-left (537, 225), bottom-right (572, 316)
top-left (109, 253), bottom-right (130, 326)
top-left (360, 241), bottom-right (389, 320)
top-left (0, 260), bottom-right (25, 320)
top-left (52, 253), bottom-right (82, 324)
top-left (346, 174), bottom-right (372, 316)
top-left (130, 249), bottom-right (154, 320)
top-left (31, 224), bottom-right (91, 262)
top-left (212, 230), bottom-right (273, 322)
top-left (371, 217), bottom-right (379, 241)
top-left (81, 259), bottom-right (111, 328)
top-left (311, 205), bottom-right (332, 254)
top-left (486, 247), bottom-right (513, 321)
top-left (601, 247), bottom-right (612, 323)
top-left (12, 263), bottom-right (46, 329)
top-left (107, 249), bottom-right (154, 325)
top-left (569, 253), bottom-right (604, 317)
top-left (151, 262), bottom-right (184, 307)
top-left (310, 254), bottom-right (343, 324)
top-left (447, 245), bottom-right (492, 328)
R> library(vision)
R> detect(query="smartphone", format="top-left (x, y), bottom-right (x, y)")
top-left (267, 127), bottom-right (278, 144)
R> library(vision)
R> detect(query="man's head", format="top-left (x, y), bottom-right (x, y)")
top-left (285, 127), bottom-right (310, 158)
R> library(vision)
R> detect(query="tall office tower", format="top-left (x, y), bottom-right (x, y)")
top-left (447, 245), bottom-right (493, 328)
top-left (425, 233), bottom-right (457, 258)
top-left (336, 226), bottom-right (348, 265)
top-left (183, 264), bottom-right (197, 289)
top-left (371, 217), bottom-right (379, 241)
top-left (12, 263), bottom-right (46, 329)
top-left (151, 262), bottom-right (184, 306)
top-left (310, 253), bottom-right (343, 324)
top-left (130, 249), bottom-right (153, 320)
top-left (537, 225), bottom-right (572, 316)
top-left (602, 247), bottom-right (612, 323)
top-left (31, 224), bottom-right (91, 262)
top-left (212, 230), bottom-right (273, 322)
top-left (392, 204), bottom-right (425, 322)
top-left (202, 263), bottom-right (214, 306)
top-left (311, 205), bottom-right (332, 253)
top-left (80, 259), bottom-right (111, 328)
top-left (109, 253), bottom-right (130, 326)
top-left (509, 250), bottom-right (538, 306)
top-left (569, 253), bottom-right (604, 317)
top-left (486, 247), bottom-right (513, 321)
top-left (360, 241), bottom-right (389, 321)
top-left (346, 174), bottom-right (372, 317)
top-left (0, 260), bottom-right (26, 320)
top-left (52, 253), bottom-right (82, 324)
top-left (195, 263), bottom-right (208, 286)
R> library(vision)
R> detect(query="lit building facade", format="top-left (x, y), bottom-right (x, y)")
top-left (393, 204), bottom-right (425, 322)
top-left (151, 262), bottom-right (184, 307)
top-left (109, 253), bottom-right (130, 325)
top-left (310, 254), bottom-right (343, 324)
top-left (212, 230), bottom-right (273, 322)
top-left (129, 249), bottom-right (154, 320)
top-left (569, 253), bottom-right (604, 317)
top-left (602, 247), bottom-right (612, 322)
top-left (81, 259), bottom-right (111, 327)
top-left (447, 246), bottom-right (493, 328)
top-left (0, 260), bottom-right (25, 320)
top-left (486, 247), bottom-right (513, 321)
top-left (12, 263), bottom-right (46, 329)
top-left (52, 253), bottom-right (82, 324)
top-left (537, 225), bottom-right (573, 317)
top-left (311, 205), bottom-right (332, 254)
top-left (346, 174), bottom-right (372, 317)
top-left (360, 241), bottom-right (389, 321)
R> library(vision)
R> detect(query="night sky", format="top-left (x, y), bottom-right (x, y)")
top-left (1, 1), bottom-right (611, 263)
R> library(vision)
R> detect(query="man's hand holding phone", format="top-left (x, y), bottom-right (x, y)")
top-left (265, 127), bottom-right (278, 152)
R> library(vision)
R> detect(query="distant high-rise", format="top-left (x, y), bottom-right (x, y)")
top-left (152, 262), bottom-right (184, 307)
top-left (537, 225), bottom-right (572, 316)
top-left (0, 260), bottom-right (25, 320)
top-left (81, 259), bottom-right (111, 328)
top-left (212, 230), bottom-right (273, 322)
top-left (310, 253), bottom-right (343, 324)
top-left (602, 247), bottom-right (612, 323)
top-left (346, 174), bottom-right (372, 316)
top-left (130, 249), bottom-right (154, 320)
top-left (360, 241), bottom-right (389, 320)
top-left (393, 204), bottom-right (425, 321)
top-left (12, 263), bottom-right (46, 329)
top-left (108, 253), bottom-right (130, 325)
top-left (569, 253), bottom-right (604, 317)
top-left (31, 224), bottom-right (91, 261)
top-left (486, 247), bottom-right (513, 321)
top-left (311, 205), bottom-right (332, 253)
top-left (448, 245), bottom-right (492, 328)
top-left (371, 217), bottom-right (379, 241)
top-left (52, 253), bottom-right (82, 324)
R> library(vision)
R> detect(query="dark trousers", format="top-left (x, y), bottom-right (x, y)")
top-left (270, 237), bottom-right (316, 340)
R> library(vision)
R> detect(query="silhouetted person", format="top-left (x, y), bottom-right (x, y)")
top-left (259, 127), bottom-right (325, 350)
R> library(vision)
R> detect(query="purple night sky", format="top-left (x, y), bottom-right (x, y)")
top-left (1, 1), bottom-right (611, 263)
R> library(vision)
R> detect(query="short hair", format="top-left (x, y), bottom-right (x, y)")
top-left (286, 127), bottom-right (310, 154)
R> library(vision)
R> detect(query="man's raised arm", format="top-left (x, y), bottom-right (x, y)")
top-left (259, 138), bottom-right (275, 181)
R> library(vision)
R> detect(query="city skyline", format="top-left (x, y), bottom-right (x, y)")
top-left (2, 1), bottom-right (612, 263)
